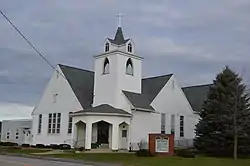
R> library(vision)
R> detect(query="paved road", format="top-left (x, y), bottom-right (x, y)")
top-left (0, 155), bottom-right (92, 166)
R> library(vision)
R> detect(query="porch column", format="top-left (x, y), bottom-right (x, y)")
top-left (72, 123), bottom-right (77, 148)
top-left (85, 121), bottom-right (92, 150)
top-left (112, 123), bottom-right (119, 151)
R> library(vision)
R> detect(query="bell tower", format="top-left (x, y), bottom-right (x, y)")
top-left (92, 26), bottom-right (143, 108)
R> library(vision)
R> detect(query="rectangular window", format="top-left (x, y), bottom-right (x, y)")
top-left (6, 132), bottom-right (10, 139)
top-left (52, 113), bottom-right (56, 133)
top-left (38, 114), bottom-right (42, 134)
top-left (48, 113), bottom-right (52, 133)
top-left (48, 113), bottom-right (61, 134)
top-left (57, 113), bottom-right (61, 133)
top-left (180, 116), bottom-right (184, 137)
top-left (161, 113), bottom-right (166, 134)
top-left (171, 114), bottom-right (175, 134)
top-left (68, 115), bottom-right (73, 134)
top-left (122, 130), bottom-right (127, 138)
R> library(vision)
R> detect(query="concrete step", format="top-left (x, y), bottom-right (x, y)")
top-left (98, 144), bottom-right (109, 149)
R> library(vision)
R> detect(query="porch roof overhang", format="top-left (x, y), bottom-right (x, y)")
top-left (71, 104), bottom-right (132, 117)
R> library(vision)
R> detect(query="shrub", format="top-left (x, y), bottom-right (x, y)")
top-left (59, 144), bottom-right (71, 150)
top-left (175, 148), bottom-right (195, 158)
top-left (30, 145), bottom-right (36, 148)
top-left (78, 147), bottom-right (85, 151)
top-left (21, 144), bottom-right (30, 148)
top-left (45, 145), bottom-right (52, 149)
top-left (36, 144), bottom-right (46, 148)
top-left (136, 149), bottom-right (152, 157)
top-left (1, 142), bottom-right (18, 147)
top-left (50, 144), bottom-right (59, 149)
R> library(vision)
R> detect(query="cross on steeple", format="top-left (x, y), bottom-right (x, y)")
top-left (116, 12), bottom-right (124, 27)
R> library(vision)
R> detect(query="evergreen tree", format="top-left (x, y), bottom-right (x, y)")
top-left (194, 66), bottom-right (250, 157)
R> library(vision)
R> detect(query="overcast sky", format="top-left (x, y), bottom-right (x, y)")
top-left (0, 0), bottom-right (250, 120)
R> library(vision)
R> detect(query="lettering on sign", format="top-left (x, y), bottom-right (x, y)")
top-left (155, 137), bottom-right (169, 153)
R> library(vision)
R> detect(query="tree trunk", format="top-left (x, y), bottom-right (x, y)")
top-left (234, 130), bottom-right (238, 161)
top-left (234, 85), bottom-right (238, 161)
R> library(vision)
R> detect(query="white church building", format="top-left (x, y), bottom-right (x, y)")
top-left (31, 27), bottom-right (210, 151)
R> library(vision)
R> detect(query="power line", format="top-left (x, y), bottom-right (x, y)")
top-left (0, 9), bottom-right (66, 79)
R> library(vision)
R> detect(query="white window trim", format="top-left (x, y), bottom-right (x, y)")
top-left (48, 113), bottom-right (61, 134)
top-left (38, 114), bottom-right (42, 134)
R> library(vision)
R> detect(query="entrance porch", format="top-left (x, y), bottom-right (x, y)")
top-left (71, 113), bottom-right (131, 151)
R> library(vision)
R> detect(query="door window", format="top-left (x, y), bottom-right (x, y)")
top-left (122, 130), bottom-right (127, 138)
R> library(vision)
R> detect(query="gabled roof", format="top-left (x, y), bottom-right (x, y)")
top-left (59, 64), bottom-right (173, 112)
top-left (59, 64), bottom-right (94, 109)
top-left (73, 104), bottom-right (131, 115)
top-left (182, 84), bottom-right (212, 113)
top-left (108, 27), bottom-right (130, 45)
top-left (142, 74), bottom-right (173, 102)
top-left (123, 91), bottom-right (154, 111)
top-left (123, 74), bottom-right (173, 111)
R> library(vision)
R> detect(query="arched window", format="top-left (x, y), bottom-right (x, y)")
top-left (103, 58), bottom-right (110, 74)
top-left (105, 42), bottom-right (109, 52)
top-left (127, 43), bottom-right (132, 53)
top-left (126, 58), bottom-right (133, 75)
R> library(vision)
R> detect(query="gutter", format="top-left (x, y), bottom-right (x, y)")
top-left (70, 112), bottom-right (132, 118)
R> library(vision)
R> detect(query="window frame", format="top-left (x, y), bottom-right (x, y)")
top-left (56, 113), bottom-right (61, 134)
top-left (105, 42), bottom-right (109, 52)
top-left (48, 113), bottom-right (61, 134)
top-left (103, 58), bottom-right (110, 74)
top-left (180, 115), bottom-right (184, 137)
top-left (122, 130), bottom-right (127, 138)
top-left (126, 58), bottom-right (134, 75)
top-left (170, 114), bottom-right (175, 134)
top-left (48, 113), bottom-right (52, 134)
top-left (127, 43), bottom-right (132, 53)
top-left (68, 113), bottom-right (73, 134)
top-left (6, 132), bottom-right (10, 139)
top-left (161, 113), bottom-right (166, 134)
top-left (38, 114), bottom-right (42, 134)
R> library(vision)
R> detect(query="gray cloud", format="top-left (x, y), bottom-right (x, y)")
top-left (0, 0), bottom-right (250, 120)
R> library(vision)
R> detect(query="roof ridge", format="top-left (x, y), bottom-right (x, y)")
top-left (182, 83), bottom-right (212, 89)
top-left (58, 64), bottom-right (94, 73)
top-left (142, 73), bottom-right (173, 80)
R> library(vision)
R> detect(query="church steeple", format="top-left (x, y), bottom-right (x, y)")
top-left (93, 21), bottom-right (142, 108)
top-left (108, 27), bottom-right (129, 45)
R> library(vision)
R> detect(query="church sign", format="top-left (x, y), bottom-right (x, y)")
top-left (155, 137), bottom-right (169, 153)
top-left (148, 133), bottom-right (174, 156)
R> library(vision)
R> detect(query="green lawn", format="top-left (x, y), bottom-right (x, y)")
top-left (1, 148), bottom-right (250, 166)
top-left (45, 153), bottom-right (250, 166)
top-left (0, 147), bottom-right (51, 154)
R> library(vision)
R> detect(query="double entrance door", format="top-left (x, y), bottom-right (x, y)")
top-left (97, 121), bottom-right (109, 144)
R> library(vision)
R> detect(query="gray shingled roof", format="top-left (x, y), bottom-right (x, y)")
top-left (59, 64), bottom-right (94, 109)
top-left (123, 74), bottom-right (173, 110)
top-left (142, 74), bottom-right (173, 102)
top-left (74, 104), bottom-right (131, 115)
top-left (108, 27), bottom-right (129, 45)
top-left (59, 64), bottom-right (210, 114)
top-left (182, 84), bottom-right (212, 113)
top-left (59, 64), bottom-right (173, 112)
top-left (123, 91), bottom-right (154, 110)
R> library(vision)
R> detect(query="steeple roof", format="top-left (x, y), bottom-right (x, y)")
top-left (108, 27), bottom-right (129, 45)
